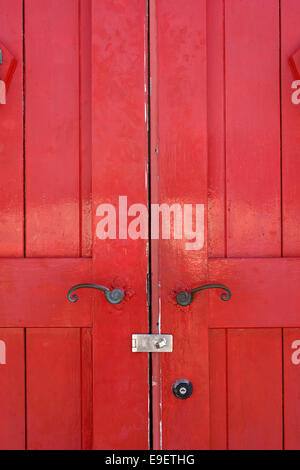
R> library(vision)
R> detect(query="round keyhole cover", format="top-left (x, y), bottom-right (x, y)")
top-left (172, 379), bottom-right (193, 400)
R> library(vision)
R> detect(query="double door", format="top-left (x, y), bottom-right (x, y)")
top-left (0, 0), bottom-right (300, 450)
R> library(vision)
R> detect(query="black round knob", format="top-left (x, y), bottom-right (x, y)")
top-left (172, 379), bottom-right (193, 399)
top-left (176, 291), bottom-right (193, 306)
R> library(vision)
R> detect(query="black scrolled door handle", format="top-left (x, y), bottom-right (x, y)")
top-left (176, 284), bottom-right (232, 306)
top-left (67, 283), bottom-right (125, 305)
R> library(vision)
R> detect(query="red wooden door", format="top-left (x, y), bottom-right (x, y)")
top-left (2, 0), bottom-right (300, 452)
top-left (150, 0), bottom-right (300, 450)
top-left (0, 0), bottom-right (149, 450)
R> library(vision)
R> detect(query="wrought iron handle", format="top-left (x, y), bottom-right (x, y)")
top-left (176, 284), bottom-right (232, 306)
top-left (67, 283), bottom-right (125, 305)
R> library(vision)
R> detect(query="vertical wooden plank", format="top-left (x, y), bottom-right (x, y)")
top-left (27, 328), bottom-right (81, 450)
top-left (209, 329), bottom-right (227, 450)
top-left (207, 0), bottom-right (226, 258)
top-left (225, 0), bottom-right (281, 257)
top-left (0, 0), bottom-right (23, 257)
top-left (25, 0), bottom-right (80, 257)
top-left (155, 0), bottom-right (209, 449)
top-left (0, 329), bottom-right (25, 450)
top-left (79, 0), bottom-right (92, 258)
top-left (92, 0), bottom-right (149, 449)
top-left (227, 329), bottom-right (282, 450)
top-left (224, 2), bottom-right (283, 449)
top-left (281, 0), bottom-right (300, 256)
top-left (283, 329), bottom-right (300, 450)
top-left (149, 0), bottom-right (161, 451)
top-left (81, 328), bottom-right (93, 450)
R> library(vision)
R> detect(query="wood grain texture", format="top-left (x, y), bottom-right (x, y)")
top-left (0, 0), bottom-right (23, 257)
top-left (154, 0), bottom-right (209, 449)
top-left (209, 258), bottom-right (300, 328)
top-left (92, 0), bottom-right (149, 449)
top-left (0, 329), bottom-right (25, 450)
top-left (209, 329), bottom-right (227, 450)
top-left (281, 0), bottom-right (300, 256)
top-left (227, 329), bottom-right (282, 450)
top-left (79, 0), bottom-right (92, 258)
top-left (25, 0), bottom-right (80, 257)
top-left (149, 0), bottom-right (161, 450)
top-left (81, 328), bottom-right (93, 450)
top-left (283, 329), bottom-right (300, 449)
top-left (26, 328), bottom-right (81, 450)
top-left (225, 0), bottom-right (281, 257)
top-left (0, 258), bottom-right (92, 327)
top-left (207, 0), bottom-right (226, 258)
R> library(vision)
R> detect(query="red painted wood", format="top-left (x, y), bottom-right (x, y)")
top-left (92, 0), bottom-right (149, 449)
top-left (81, 328), bottom-right (93, 450)
top-left (0, 42), bottom-right (17, 92)
top-left (1, 0), bottom-right (300, 451)
top-left (227, 329), bottom-right (282, 450)
top-left (27, 328), bottom-right (81, 450)
top-left (209, 258), bottom-right (300, 328)
top-left (149, 0), bottom-right (161, 451)
top-left (0, 259), bottom-right (92, 327)
top-left (0, 329), bottom-right (25, 450)
top-left (25, 0), bottom-right (80, 257)
top-left (0, 0), bottom-right (23, 257)
top-left (207, 0), bottom-right (226, 258)
top-left (283, 329), bottom-right (300, 450)
top-left (209, 330), bottom-right (227, 450)
top-left (281, 0), bottom-right (300, 256)
top-left (153, 0), bottom-right (209, 449)
top-left (22, 1), bottom-right (94, 448)
top-left (225, 0), bottom-right (281, 257)
top-left (289, 49), bottom-right (300, 81)
top-left (79, 0), bottom-right (92, 258)
top-left (1, 0), bottom-right (149, 449)
top-left (152, 1), bottom-right (299, 450)
top-left (206, 0), bottom-right (300, 450)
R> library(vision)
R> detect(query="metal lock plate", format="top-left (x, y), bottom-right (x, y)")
top-left (132, 334), bottom-right (173, 353)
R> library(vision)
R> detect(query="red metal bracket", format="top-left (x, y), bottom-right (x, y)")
top-left (289, 48), bottom-right (300, 80)
top-left (0, 41), bottom-right (17, 104)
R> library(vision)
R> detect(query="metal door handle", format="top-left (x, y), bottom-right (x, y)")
top-left (176, 284), bottom-right (231, 306)
top-left (67, 283), bottom-right (125, 305)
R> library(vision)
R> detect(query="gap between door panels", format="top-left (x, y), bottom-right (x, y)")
top-left (146, 0), bottom-right (153, 452)
top-left (147, 0), bottom-right (162, 451)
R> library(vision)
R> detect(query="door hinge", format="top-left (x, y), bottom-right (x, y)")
top-left (132, 334), bottom-right (173, 353)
